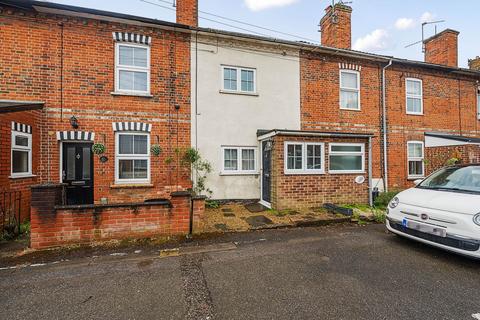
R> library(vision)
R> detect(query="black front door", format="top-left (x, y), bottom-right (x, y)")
top-left (262, 140), bottom-right (272, 204)
top-left (62, 143), bottom-right (94, 205)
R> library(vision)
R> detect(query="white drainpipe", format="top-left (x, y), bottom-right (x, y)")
top-left (382, 59), bottom-right (393, 192)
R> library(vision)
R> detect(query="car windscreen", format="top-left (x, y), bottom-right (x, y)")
top-left (418, 166), bottom-right (480, 194)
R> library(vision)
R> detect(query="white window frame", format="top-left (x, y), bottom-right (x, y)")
top-left (407, 141), bottom-right (425, 179)
top-left (339, 69), bottom-right (361, 111)
top-left (220, 65), bottom-right (257, 94)
top-left (221, 146), bottom-right (258, 175)
top-left (114, 42), bottom-right (151, 95)
top-left (284, 142), bottom-right (325, 175)
top-left (405, 78), bottom-right (423, 115)
top-left (115, 132), bottom-right (151, 184)
top-left (328, 143), bottom-right (365, 174)
top-left (11, 131), bottom-right (32, 178)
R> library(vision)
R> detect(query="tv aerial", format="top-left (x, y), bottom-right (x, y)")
top-left (405, 19), bottom-right (446, 53)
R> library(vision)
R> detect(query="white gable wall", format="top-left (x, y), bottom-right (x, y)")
top-left (191, 35), bottom-right (300, 200)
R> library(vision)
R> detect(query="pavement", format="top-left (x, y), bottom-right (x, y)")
top-left (1, 224), bottom-right (480, 320)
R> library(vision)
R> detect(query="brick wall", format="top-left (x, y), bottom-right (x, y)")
top-left (30, 186), bottom-right (205, 249)
top-left (270, 135), bottom-right (370, 210)
top-left (0, 110), bottom-right (41, 221)
top-left (0, 5), bottom-right (193, 207)
top-left (300, 50), bottom-right (480, 192)
top-left (320, 4), bottom-right (352, 50)
top-left (425, 145), bottom-right (480, 174)
top-left (424, 29), bottom-right (459, 68)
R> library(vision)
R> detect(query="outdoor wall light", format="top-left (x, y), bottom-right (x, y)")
top-left (70, 116), bottom-right (79, 129)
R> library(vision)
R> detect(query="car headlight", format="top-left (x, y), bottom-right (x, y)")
top-left (389, 197), bottom-right (400, 209)
top-left (473, 213), bottom-right (480, 226)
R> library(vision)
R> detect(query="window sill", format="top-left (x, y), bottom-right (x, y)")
top-left (111, 92), bottom-right (153, 98)
top-left (9, 174), bottom-right (37, 180)
top-left (284, 171), bottom-right (325, 175)
top-left (340, 107), bottom-right (361, 112)
top-left (219, 90), bottom-right (259, 97)
top-left (110, 183), bottom-right (154, 189)
top-left (406, 112), bottom-right (424, 116)
top-left (328, 171), bottom-right (365, 175)
top-left (220, 172), bottom-right (259, 176)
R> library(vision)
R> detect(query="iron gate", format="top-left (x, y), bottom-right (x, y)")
top-left (0, 191), bottom-right (21, 238)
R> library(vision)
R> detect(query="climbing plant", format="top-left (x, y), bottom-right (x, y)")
top-left (182, 148), bottom-right (213, 196)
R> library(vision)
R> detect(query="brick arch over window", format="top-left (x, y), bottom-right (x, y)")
top-left (112, 122), bottom-right (152, 132)
top-left (56, 131), bottom-right (95, 141)
top-left (112, 32), bottom-right (152, 45)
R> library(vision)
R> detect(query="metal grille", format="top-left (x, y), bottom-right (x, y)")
top-left (0, 191), bottom-right (21, 238)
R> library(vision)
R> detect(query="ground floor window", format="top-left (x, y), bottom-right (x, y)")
top-left (329, 143), bottom-right (364, 173)
top-left (407, 141), bottom-right (424, 178)
top-left (11, 130), bottom-right (32, 177)
top-left (284, 142), bottom-right (325, 174)
top-left (115, 132), bottom-right (150, 183)
top-left (222, 146), bottom-right (257, 174)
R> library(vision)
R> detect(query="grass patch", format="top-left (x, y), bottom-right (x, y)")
top-left (206, 200), bottom-right (220, 209)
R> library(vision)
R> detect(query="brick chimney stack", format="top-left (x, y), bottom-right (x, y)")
top-left (423, 29), bottom-right (460, 67)
top-left (320, 4), bottom-right (352, 50)
top-left (468, 57), bottom-right (480, 71)
top-left (176, 0), bottom-right (198, 27)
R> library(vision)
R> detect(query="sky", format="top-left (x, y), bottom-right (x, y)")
top-left (46, 0), bottom-right (479, 68)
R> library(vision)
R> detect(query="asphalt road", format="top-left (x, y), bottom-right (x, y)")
top-left (1, 224), bottom-right (480, 320)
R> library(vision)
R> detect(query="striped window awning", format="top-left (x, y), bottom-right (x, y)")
top-left (112, 32), bottom-right (151, 45)
top-left (339, 63), bottom-right (362, 71)
top-left (56, 131), bottom-right (95, 141)
top-left (113, 122), bottom-right (152, 133)
top-left (11, 122), bottom-right (32, 134)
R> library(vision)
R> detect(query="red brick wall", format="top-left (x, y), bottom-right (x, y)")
top-left (424, 30), bottom-right (459, 68)
top-left (0, 110), bottom-right (41, 221)
top-left (176, 0), bottom-right (198, 27)
top-left (270, 135), bottom-right (370, 210)
top-left (425, 144), bottom-right (480, 175)
top-left (300, 50), bottom-right (480, 191)
top-left (0, 6), bottom-right (192, 206)
top-left (320, 4), bottom-right (352, 50)
top-left (30, 186), bottom-right (205, 249)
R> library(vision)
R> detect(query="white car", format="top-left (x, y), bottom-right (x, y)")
top-left (386, 164), bottom-right (480, 259)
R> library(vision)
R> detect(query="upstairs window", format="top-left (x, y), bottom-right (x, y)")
top-left (284, 142), bottom-right (325, 174)
top-left (115, 132), bottom-right (150, 183)
top-left (222, 147), bottom-right (257, 174)
top-left (407, 141), bottom-right (424, 178)
top-left (115, 43), bottom-right (150, 94)
top-left (221, 66), bottom-right (256, 94)
top-left (11, 130), bottom-right (32, 177)
top-left (340, 70), bottom-right (360, 110)
top-left (406, 78), bottom-right (423, 115)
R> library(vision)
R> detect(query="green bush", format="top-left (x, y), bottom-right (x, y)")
top-left (374, 191), bottom-right (400, 209)
top-left (206, 200), bottom-right (220, 209)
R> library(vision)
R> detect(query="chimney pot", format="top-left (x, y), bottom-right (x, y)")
top-left (423, 29), bottom-right (459, 68)
top-left (319, 4), bottom-right (352, 50)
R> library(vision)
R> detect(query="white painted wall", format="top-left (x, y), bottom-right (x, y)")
top-left (191, 35), bottom-right (300, 200)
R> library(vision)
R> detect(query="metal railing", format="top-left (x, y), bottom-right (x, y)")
top-left (0, 191), bottom-right (21, 238)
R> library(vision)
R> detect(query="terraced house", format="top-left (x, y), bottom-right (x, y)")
top-left (1, 0), bottom-right (480, 247)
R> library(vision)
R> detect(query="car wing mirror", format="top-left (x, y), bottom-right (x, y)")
top-left (413, 179), bottom-right (423, 186)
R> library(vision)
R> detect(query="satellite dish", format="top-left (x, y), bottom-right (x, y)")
top-left (355, 176), bottom-right (365, 184)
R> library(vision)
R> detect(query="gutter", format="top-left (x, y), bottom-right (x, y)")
top-left (382, 59), bottom-right (393, 192)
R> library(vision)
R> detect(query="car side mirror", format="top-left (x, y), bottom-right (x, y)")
top-left (413, 179), bottom-right (423, 186)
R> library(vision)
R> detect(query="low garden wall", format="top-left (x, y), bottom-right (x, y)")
top-left (30, 184), bottom-right (205, 249)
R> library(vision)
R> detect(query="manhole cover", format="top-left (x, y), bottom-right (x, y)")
top-left (245, 215), bottom-right (273, 227)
